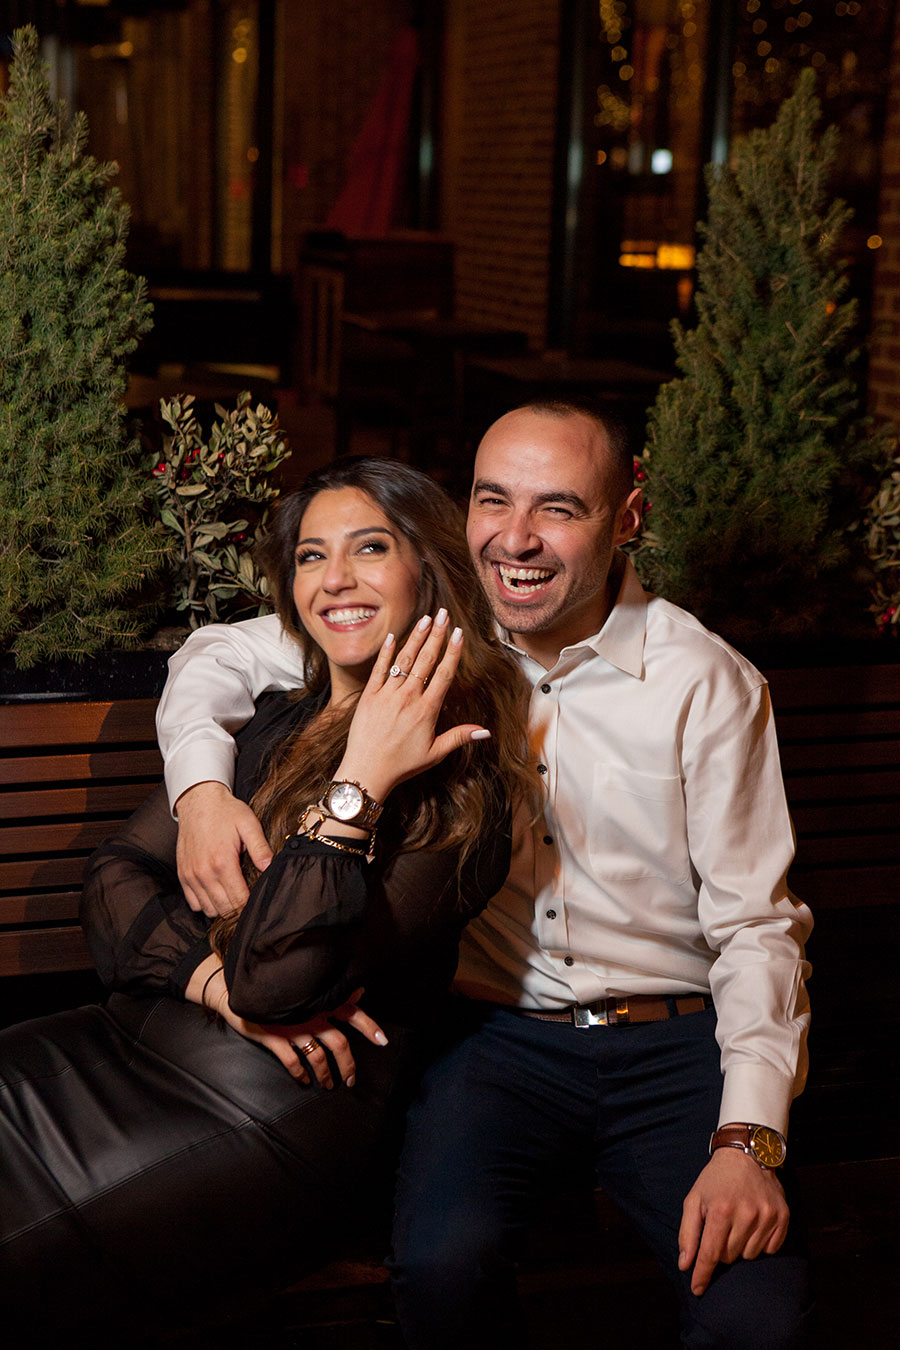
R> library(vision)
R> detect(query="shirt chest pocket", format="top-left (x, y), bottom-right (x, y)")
top-left (588, 764), bottom-right (690, 883)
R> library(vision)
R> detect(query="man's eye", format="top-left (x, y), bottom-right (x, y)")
top-left (477, 496), bottom-right (505, 507)
top-left (544, 505), bottom-right (573, 517)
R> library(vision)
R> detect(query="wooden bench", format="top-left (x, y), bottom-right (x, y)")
top-left (0, 699), bottom-right (162, 978)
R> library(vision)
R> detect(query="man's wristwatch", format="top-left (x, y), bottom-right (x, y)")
top-left (319, 780), bottom-right (383, 831)
top-left (709, 1123), bottom-right (787, 1169)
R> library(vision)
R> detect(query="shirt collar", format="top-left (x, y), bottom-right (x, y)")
top-left (495, 551), bottom-right (648, 680)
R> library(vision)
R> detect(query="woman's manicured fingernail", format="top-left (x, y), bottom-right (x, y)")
top-left (373, 1030), bottom-right (389, 1045)
top-left (436, 607), bottom-right (448, 626)
top-left (384, 632), bottom-right (395, 647)
top-left (471, 729), bottom-right (491, 740)
top-left (416, 614), bottom-right (432, 631)
top-left (451, 626), bottom-right (463, 644)
top-left (346, 1075), bottom-right (355, 1088)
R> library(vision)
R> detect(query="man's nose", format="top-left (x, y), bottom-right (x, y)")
top-left (497, 511), bottom-right (542, 556)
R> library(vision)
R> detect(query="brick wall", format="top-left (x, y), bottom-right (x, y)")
top-left (868, 3), bottom-right (900, 421)
top-left (441, 0), bottom-right (560, 348)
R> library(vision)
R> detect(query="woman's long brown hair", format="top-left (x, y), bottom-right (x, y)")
top-left (212, 457), bottom-right (534, 952)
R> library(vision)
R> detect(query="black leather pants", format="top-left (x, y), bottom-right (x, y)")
top-left (0, 993), bottom-right (409, 1338)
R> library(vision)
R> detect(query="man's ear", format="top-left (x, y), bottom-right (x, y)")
top-left (614, 488), bottom-right (643, 546)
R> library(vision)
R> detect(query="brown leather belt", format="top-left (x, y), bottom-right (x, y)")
top-left (518, 993), bottom-right (713, 1028)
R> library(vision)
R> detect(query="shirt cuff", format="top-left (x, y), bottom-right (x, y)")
top-left (165, 740), bottom-right (239, 816)
top-left (717, 1063), bottom-right (796, 1137)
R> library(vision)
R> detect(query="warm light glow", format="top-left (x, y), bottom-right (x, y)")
top-left (657, 244), bottom-right (695, 270)
top-left (867, 235), bottom-right (883, 250)
top-left (596, 150), bottom-right (608, 166)
top-left (619, 65), bottom-right (634, 80)
top-left (619, 253), bottom-right (656, 269)
top-left (733, 61), bottom-right (747, 77)
top-left (232, 47), bottom-right (248, 64)
top-left (247, 146), bottom-right (259, 163)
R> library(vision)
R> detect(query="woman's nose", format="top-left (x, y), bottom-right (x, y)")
top-left (322, 554), bottom-right (356, 592)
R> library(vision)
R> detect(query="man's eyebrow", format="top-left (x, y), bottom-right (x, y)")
top-left (295, 527), bottom-right (396, 547)
top-left (472, 478), bottom-right (509, 497)
top-left (533, 490), bottom-right (588, 512)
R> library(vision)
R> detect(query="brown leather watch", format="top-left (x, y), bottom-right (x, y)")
top-left (709, 1123), bottom-right (787, 1169)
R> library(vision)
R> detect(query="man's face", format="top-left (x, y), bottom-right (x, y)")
top-left (466, 410), bottom-right (641, 667)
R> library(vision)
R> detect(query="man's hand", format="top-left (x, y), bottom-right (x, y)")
top-left (678, 1148), bottom-right (790, 1296)
top-left (175, 781), bottom-right (273, 916)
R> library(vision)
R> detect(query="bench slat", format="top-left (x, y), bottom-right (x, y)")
top-left (0, 700), bottom-right (159, 748)
top-left (0, 818), bottom-right (128, 855)
top-left (0, 748), bottom-right (163, 785)
top-left (0, 891), bottom-right (82, 923)
top-left (0, 927), bottom-right (93, 977)
top-left (782, 769), bottom-right (900, 802)
top-left (1, 783), bottom-right (158, 820)
top-left (0, 857), bottom-right (89, 890)
top-left (776, 708), bottom-right (900, 739)
top-left (765, 665), bottom-right (899, 706)
top-left (791, 801), bottom-right (900, 834)
top-left (780, 739), bottom-right (900, 771)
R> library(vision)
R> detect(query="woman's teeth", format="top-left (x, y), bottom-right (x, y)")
top-left (324, 607), bottom-right (376, 625)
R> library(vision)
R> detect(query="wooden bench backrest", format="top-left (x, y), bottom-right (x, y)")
top-left (0, 700), bottom-right (162, 977)
top-left (765, 664), bottom-right (900, 909)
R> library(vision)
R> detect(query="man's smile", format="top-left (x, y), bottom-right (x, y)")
top-left (493, 562), bottom-right (557, 600)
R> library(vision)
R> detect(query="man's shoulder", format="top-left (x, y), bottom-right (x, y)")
top-left (644, 592), bottom-right (767, 696)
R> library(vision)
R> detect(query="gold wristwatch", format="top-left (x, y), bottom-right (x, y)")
top-left (319, 780), bottom-right (383, 831)
top-left (709, 1123), bottom-right (787, 1169)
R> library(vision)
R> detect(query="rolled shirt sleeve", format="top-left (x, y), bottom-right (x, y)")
top-left (156, 614), bottom-right (306, 812)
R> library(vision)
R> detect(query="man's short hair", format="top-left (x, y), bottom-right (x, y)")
top-left (509, 398), bottom-right (634, 505)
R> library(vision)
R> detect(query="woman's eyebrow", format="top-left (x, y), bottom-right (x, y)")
top-left (296, 527), bottom-right (396, 547)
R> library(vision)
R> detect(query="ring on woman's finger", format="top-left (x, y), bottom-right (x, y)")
top-left (407, 671), bottom-right (429, 686)
top-left (296, 1037), bottom-right (321, 1056)
top-left (389, 665), bottom-right (408, 679)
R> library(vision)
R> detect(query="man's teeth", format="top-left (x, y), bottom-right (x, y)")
top-left (497, 564), bottom-right (554, 591)
top-left (325, 607), bottom-right (376, 625)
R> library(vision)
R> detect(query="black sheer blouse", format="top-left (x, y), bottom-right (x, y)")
top-left (81, 691), bottom-right (511, 1028)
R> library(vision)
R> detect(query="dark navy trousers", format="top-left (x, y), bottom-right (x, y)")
top-left (390, 1001), bottom-right (811, 1349)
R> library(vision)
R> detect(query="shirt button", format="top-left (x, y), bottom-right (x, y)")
top-left (537, 764), bottom-right (547, 775)
top-left (540, 683), bottom-right (551, 694)
top-left (564, 956), bottom-right (574, 967)
top-left (543, 835), bottom-right (553, 845)
top-left (546, 909), bottom-right (557, 920)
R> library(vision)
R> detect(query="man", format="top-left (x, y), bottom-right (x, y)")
top-left (156, 403), bottom-right (812, 1347)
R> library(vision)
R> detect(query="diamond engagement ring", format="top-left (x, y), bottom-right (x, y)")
top-left (389, 665), bottom-right (408, 678)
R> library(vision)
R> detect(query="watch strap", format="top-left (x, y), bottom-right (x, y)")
top-left (709, 1123), bottom-right (786, 1169)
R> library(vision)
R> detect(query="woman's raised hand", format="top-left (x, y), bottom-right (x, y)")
top-left (335, 610), bottom-right (490, 803)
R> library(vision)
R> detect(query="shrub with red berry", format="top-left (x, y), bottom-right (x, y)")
top-left (147, 391), bottom-right (291, 627)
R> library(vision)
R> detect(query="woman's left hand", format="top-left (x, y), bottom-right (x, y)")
top-left (188, 961), bottom-right (386, 1086)
top-left (335, 610), bottom-right (490, 802)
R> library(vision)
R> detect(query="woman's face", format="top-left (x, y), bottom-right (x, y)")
top-left (293, 486), bottom-right (422, 695)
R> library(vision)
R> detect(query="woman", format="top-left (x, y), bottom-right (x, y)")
top-left (0, 457), bottom-right (531, 1339)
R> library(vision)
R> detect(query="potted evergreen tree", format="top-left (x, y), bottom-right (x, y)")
top-left (0, 26), bottom-right (165, 684)
top-left (635, 69), bottom-right (893, 653)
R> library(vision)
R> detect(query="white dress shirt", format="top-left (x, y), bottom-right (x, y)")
top-left (155, 557), bottom-right (812, 1135)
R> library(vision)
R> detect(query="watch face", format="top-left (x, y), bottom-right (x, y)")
top-left (327, 782), bottom-right (364, 821)
top-left (751, 1126), bottom-right (786, 1168)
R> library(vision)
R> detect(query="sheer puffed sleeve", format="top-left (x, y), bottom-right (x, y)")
top-left (80, 784), bottom-right (213, 997)
top-left (224, 816), bottom-right (511, 1025)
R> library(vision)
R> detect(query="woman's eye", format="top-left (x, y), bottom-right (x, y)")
top-left (359, 539), bottom-right (388, 555)
top-left (295, 550), bottom-right (324, 565)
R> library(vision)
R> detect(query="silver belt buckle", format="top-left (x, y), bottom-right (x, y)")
top-left (573, 1002), bottom-right (608, 1027)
